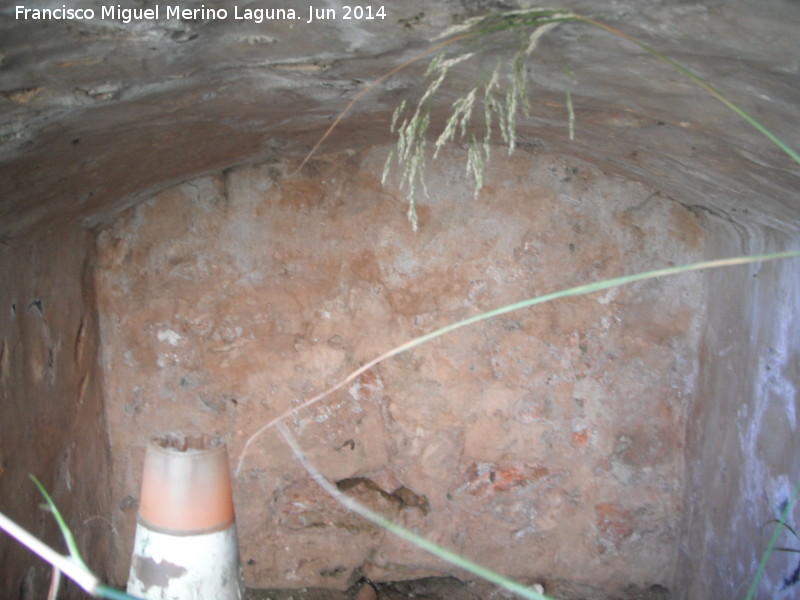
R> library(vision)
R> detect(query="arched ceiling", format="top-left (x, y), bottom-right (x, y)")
top-left (1, 0), bottom-right (798, 240)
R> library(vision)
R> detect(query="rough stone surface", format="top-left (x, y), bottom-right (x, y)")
top-left (94, 147), bottom-right (704, 594)
top-left (0, 227), bottom-right (113, 598)
top-left (0, 1), bottom-right (799, 599)
top-left (246, 575), bottom-right (672, 600)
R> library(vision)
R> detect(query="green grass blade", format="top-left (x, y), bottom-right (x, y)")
top-left (95, 585), bottom-right (144, 600)
top-left (237, 251), bottom-right (800, 475)
top-left (30, 475), bottom-right (89, 572)
top-left (746, 479), bottom-right (800, 600)
top-left (276, 252), bottom-right (799, 600)
top-left (574, 16), bottom-right (800, 167)
top-left (381, 251), bottom-right (800, 362)
top-left (9, 477), bottom-right (145, 598)
top-left (0, 509), bottom-right (100, 595)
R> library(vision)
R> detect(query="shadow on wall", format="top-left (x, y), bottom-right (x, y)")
top-left (0, 227), bottom-right (113, 600)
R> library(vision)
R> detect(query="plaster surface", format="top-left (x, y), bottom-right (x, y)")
top-left (94, 147), bottom-right (705, 594)
top-left (680, 221), bottom-right (800, 600)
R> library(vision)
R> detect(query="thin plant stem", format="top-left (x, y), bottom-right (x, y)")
top-left (0, 510), bottom-right (100, 595)
top-left (278, 421), bottom-right (551, 600)
top-left (745, 479), bottom-right (800, 600)
top-left (301, 12), bottom-right (800, 176)
top-left (236, 251), bottom-right (800, 475)
top-left (296, 31), bottom-right (476, 173)
top-left (566, 89), bottom-right (574, 140)
top-left (574, 16), bottom-right (800, 167)
top-left (0, 479), bottom-right (144, 600)
top-left (95, 585), bottom-right (143, 600)
top-left (46, 565), bottom-right (61, 600)
top-left (31, 475), bottom-right (89, 571)
top-left (297, 12), bottom-right (576, 171)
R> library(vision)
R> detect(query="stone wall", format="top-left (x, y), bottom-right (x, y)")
top-left (0, 226), bottom-right (113, 600)
top-left (95, 147), bottom-right (706, 595)
top-left (680, 220), bottom-right (800, 600)
top-left (1, 143), bottom-right (795, 600)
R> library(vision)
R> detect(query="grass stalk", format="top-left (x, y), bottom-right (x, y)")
top-left (574, 16), bottom-right (800, 167)
top-left (745, 479), bottom-right (800, 600)
top-left (278, 421), bottom-right (552, 600)
top-left (0, 478), bottom-right (143, 600)
top-left (263, 252), bottom-right (799, 598)
top-left (237, 250), bottom-right (800, 475)
top-left (295, 31), bottom-right (477, 174)
top-left (31, 475), bottom-right (90, 572)
top-left (301, 8), bottom-right (800, 203)
top-left (0, 509), bottom-right (100, 596)
top-left (566, 90), bottom-right (574, 140)
top-left (47, 566), bottom-right (61, 600)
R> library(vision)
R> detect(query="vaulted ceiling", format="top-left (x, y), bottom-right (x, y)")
top-left (1, 0), bottom-right (798, 241)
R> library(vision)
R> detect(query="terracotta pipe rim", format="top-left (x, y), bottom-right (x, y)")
top-left (136, 515), bottom-right (236, 536)
top-left (138, 431), bottom-right (236, 533)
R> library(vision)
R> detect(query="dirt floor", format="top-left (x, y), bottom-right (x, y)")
top-left (247, 576), bottom-right (672, 600)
